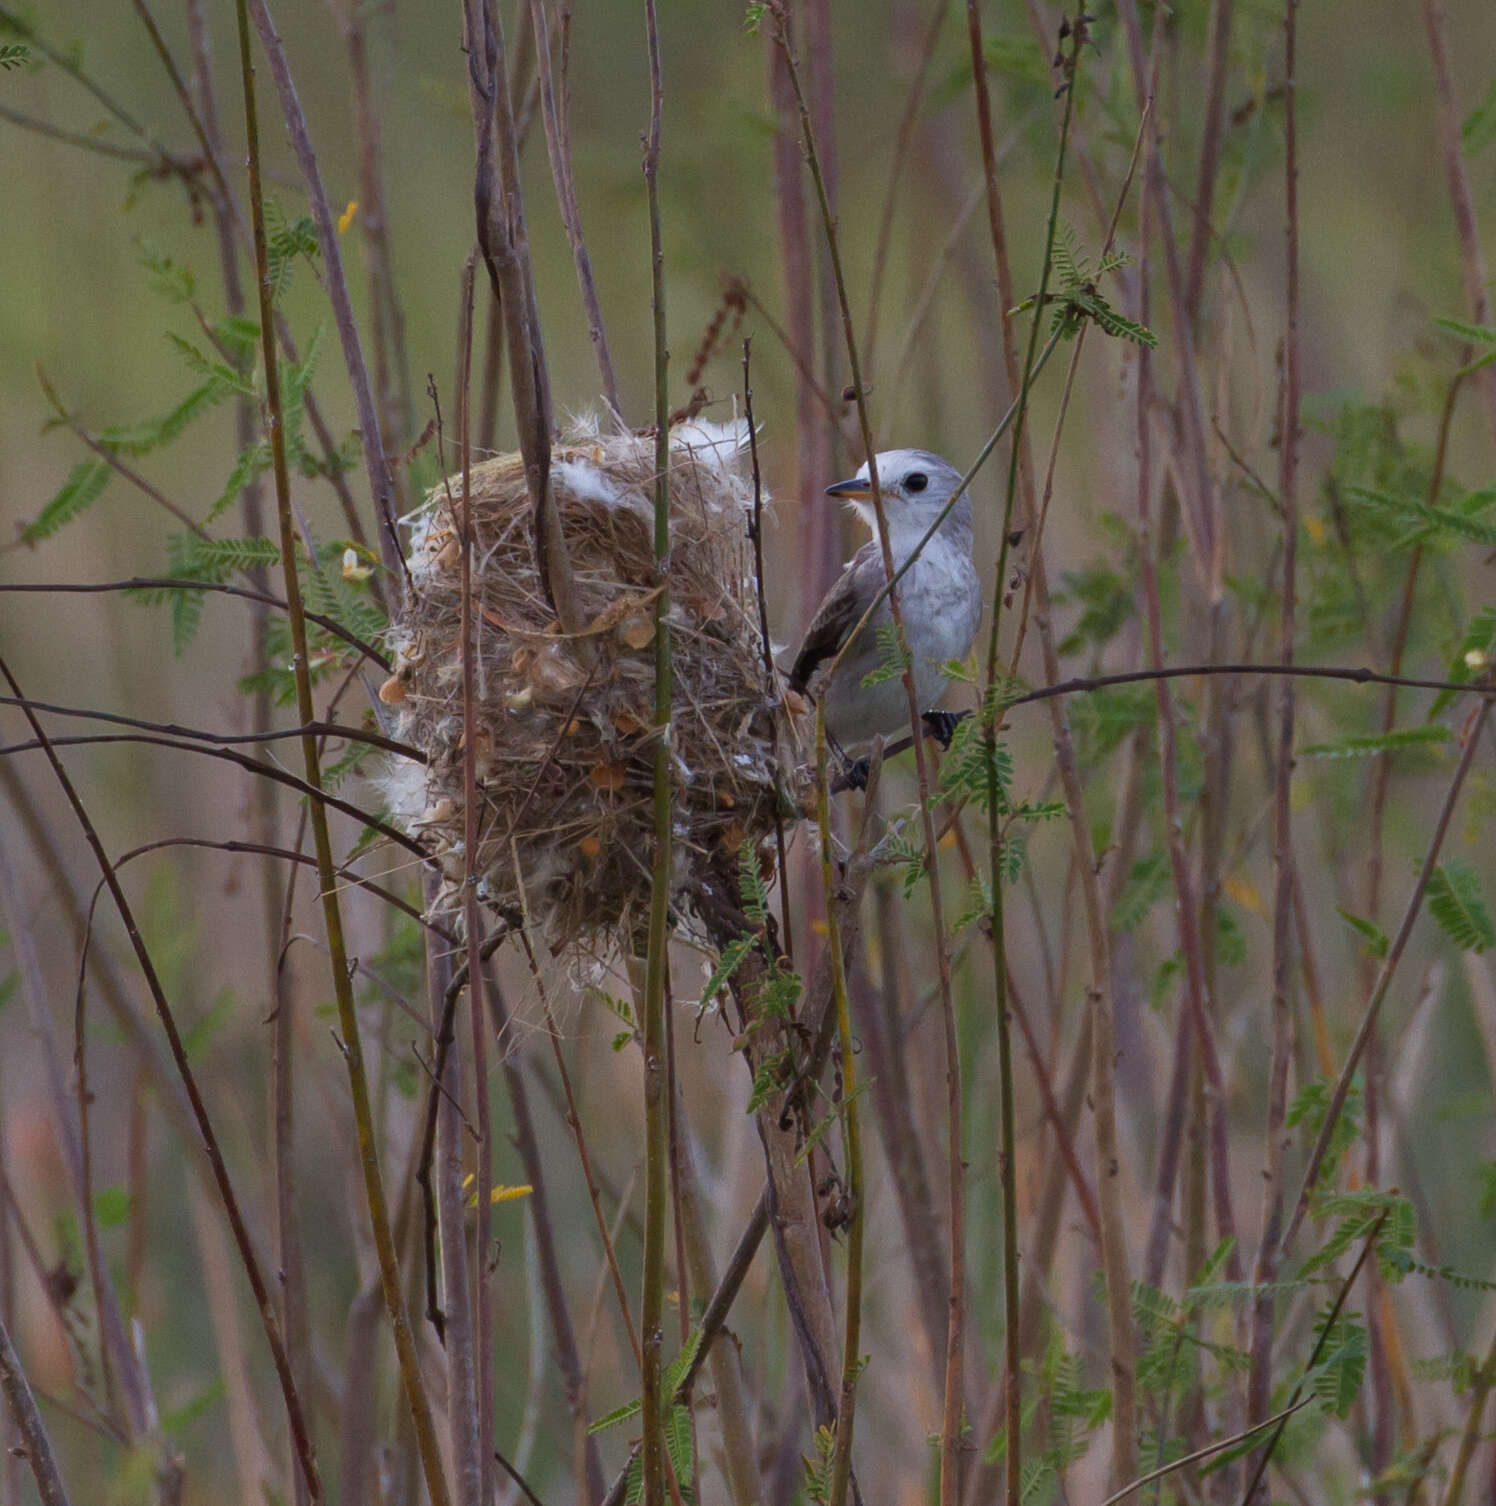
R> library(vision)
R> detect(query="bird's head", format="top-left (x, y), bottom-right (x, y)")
top-left (825, 448), bottom-right (969, 540)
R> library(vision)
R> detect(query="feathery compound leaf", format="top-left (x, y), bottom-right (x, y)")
top-left (173, 534), bottom-right (281, 578)
top-left (1302, 724), bottom-right (1454, 759)
top-left (1309, 1313), bottom-right (1367, 1418)
top-left (22, 460), bottom-right (111, 542)
top-left (97, 380), bottom-right (231, 457)
top-left (1349, 485), bottom-right (1496, 549)
top-left (1433, 313), bottom-right (1496, 346)
top-left (1427, 857), bottom-right (1496, 953)
top-left (1336, 907), bottom-right (1389, 959)
top-left (0, 41), bottom-right (30, 67)
top-left (861, 621), bottom-right (912, 687)
top-left (1110, 851), bottom-right (1170, 933)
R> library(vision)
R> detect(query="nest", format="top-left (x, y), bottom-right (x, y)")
top-left (378, 418), bottom-right (785, 952)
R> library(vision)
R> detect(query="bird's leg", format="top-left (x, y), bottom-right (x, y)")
top-left (828, 732), bottom-right (871, 793)
top-left (921, 708), bottom-right (970, 750)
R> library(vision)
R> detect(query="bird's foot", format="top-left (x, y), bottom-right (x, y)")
top-left (921, 709), bottom-right (970, 750)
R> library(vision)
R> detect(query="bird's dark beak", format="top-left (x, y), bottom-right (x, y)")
top-left (825, 477), bottom-right (872, 500)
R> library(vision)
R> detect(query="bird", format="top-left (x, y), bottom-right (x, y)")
top-left (788, 449), bottom-right (982, 784)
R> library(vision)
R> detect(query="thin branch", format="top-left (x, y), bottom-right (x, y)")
top-left (1279, 697), bottom-right (1492, 1260)
top-left (0, 653), bottom-right (323, 1497)
top-left (0, 695), bottom-right (417, 761)
top-left (0, 730), bottom-right (428, 861)
top-left (0, 1313), bottom-right (72, 1506)
top-left (243, 0), bottom-right (406, 586)
top-left (1248, 0), bottom-right (1301, 1483)
top-left (0, 579), bottom-right (391, 669)
top-left (640, 4), bottom-right (671, 1499)
top-left (527, 0), bottom-right (622, 417)
top-left (233, 6), bottom-right (447, 1499)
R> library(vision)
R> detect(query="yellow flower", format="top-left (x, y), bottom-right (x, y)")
top-left (338, 200), bottom-right (358, 234)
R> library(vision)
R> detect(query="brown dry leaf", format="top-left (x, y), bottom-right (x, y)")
top-left (589, 762), bottom-right (627, 792)
top-left (579, 835), bottom-right (602, 859)
top-left (616, 613), bottom-right (655, 650)
top-left (721, 820), bottom-right (745, 853)
top-left (378, 675), bottom-right (407, 706)
top-left (612, 706), bottom-right (648, 736)
top-left (783, 688), bottom-right (809, 717)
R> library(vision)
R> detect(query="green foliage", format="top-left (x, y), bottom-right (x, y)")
top-left (1110, 852), bottom-right (1169, 933)
top-left (1301, 724), bottom-right (1453, 759)
top-left (0, 40), bottom-right (30, 67)
top-left (795, 1079), bottom-right (871, 1168)
top-left (1039, 220), bottom-right (1157, 347)
top-left (21, 459), bottom-right (111, 542)
top-left (1069, 684), bottom-right (1154, 763)
top-left (591, 1330), bottom-right (703, 1503)
top-left (1430, 605), bottom-right (1496, 717)
top-left (1348, 484), bottom-right (1496, 550)
top-left (1426, 856), bottom-right (1496, 953)
top-left (1335, 907), bottom-right (1389, 959)
top-left (1055, 564), bottom-right (1134, 657)
top-left (137, 239), bottom-right (196, 304)
top-left (861, 621), bottom-right (911, 688)
top-left (1287, 1077), bottom-right (1362, 1191)
top-left (93, 1185), bottom-right (131, 1229)
top-left (264, 199), bottom-right (321, 301)
top-left (1306, 1312), bottom-right (1367, 1418)
top-left (799, 1424), bottom-right (837, 1504)
top-left (936, 711), bottom-right (1013, 812)
top-left (1462, 78), bottom-right (1496, 156)
top-left (1300, 1188), bottom-right (1415, 1282)
top-left (97, 379), bottom-right (232, 458)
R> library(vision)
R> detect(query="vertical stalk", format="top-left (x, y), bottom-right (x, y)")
top-left (233, 8), bottom-right (449, 1505)
top-left (1247, 0), bottom-right (1300, 1489)
top-left (640, 3), bottom-right (671, 1500)
top-left (0, 1314), bottom-right (70, 1506)
top-left (815, 706), bottom-right (862, 1506)
top-left (768, 11), bottom-right (962, 1499)
top-left (457, 251), bottom-right (498, 1506)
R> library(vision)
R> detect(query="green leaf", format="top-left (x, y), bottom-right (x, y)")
top-left (1301, 724), bottom-right (1454, 759)
top-left (1111, 852), bottom-right (1169, 933)
top-left (22, 460), bottom-right (111, 542)
top-left (587, 1397), bottom-right (642, 1435)
top-left (701, 935), bottom-right (755, 1010)
top-left (165, 332), bottom-right (255, 397)
top-left (1427, 857), bottom-right (1496, 953)
top-left (861, 621), bottom-right (911, 688)
top-left (1308, 1312), bottom-right (1366, 1418)
top-left (982, 34), bottom-right (1049, 88)
top-left (1349, 485), bottom-right (1496, 549)
top-left (1434, 313), bottom-right (1496, 346)
top-left (1461, 79), bottom-right (1496, 157)
top-left (137, 239), bottom-right (195, 304)
top-left (264, 200), bottom-right (320, 300)
top-left (97, 380), bottom-right (230, 456)
top-left (93, 1185), bottom-right (131, 1228)
top-left (208, 442), bottom-right (272, 523)
top-left (1335, 907), bottom-right (1389, 959)
top-left (794, 1079), bottom-right (872, 1168)
top-left (0, 41), bottom-right (30, 68)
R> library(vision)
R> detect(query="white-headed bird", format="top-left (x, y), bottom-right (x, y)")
top-left (789, 449), bottom-right (981, 782)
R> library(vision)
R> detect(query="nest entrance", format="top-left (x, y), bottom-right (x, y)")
top-left (381, 419), bottom-right (784, 953)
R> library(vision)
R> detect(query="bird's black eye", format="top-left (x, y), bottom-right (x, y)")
top-left (905, 471), bottom-right (929, 493)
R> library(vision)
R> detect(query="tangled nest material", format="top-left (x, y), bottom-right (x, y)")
top-left (378, 418), bottom-right (789, 953)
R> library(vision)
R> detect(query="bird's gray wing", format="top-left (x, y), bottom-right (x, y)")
top-left (789, 541), bottom-right (885, 695)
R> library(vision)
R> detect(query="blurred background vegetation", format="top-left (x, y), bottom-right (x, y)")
top-left (5, 1), bottom-right (1496, 1503)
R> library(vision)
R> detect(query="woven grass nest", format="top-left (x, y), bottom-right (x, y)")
top-left (379, 417), bottom-right (786, 952)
